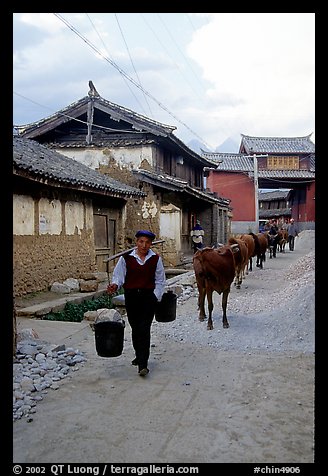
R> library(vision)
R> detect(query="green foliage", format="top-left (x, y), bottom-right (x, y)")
top-left (43, 294), bottom-right (114, 322)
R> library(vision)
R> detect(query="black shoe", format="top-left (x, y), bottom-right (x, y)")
top-left (131, 358), bottom-right (138, 366)
top-left (138, 368), bottom-right (149, 377)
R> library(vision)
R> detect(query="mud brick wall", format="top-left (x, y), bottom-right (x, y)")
top-left (13, 232), bottom-right (96, 297)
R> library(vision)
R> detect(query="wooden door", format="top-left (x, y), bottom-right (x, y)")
top-left (93, 213), bottom-right (116, 273)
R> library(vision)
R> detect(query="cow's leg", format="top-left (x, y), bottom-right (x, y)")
top-left (197, 286), bottom-right (206, 322)
top-left (222, 289), bottom-right (230, 329)
top-left (249, 257), bottom-right (253, 272)
top-left (236, 270), bottom-right (241, 289)
top-left (239, 271), bottom-right (243, 287)
top-left (258, 254), bottom-right (263, 269)
top-left (206, 289), bottom-right (214, 330)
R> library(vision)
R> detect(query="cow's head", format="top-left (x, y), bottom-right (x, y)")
top-left (217, 242), bottom-right (239, 254)
top-left (230, 243), bottom-right (240, 254)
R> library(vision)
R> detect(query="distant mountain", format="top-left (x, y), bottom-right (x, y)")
top-left (215, 137), bottom-right (239, 153)
top-left (187, 139), bottom-right (211, 155)
top-left (187, 137), bottom-right (240, 155)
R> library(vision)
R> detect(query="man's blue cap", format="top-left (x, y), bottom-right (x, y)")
top-left (135, 230), bottom-right (156, 240)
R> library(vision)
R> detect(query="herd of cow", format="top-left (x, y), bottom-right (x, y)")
top-left (192, 229), bottom-right (289, 331)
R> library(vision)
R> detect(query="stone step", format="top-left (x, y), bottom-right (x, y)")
top-left (16, 286), bottom-right (108, 318)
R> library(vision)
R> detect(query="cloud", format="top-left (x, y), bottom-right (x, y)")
top-left (13, 12), bottom-right (315, 149)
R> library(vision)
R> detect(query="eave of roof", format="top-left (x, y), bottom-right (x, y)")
top-left (258, 190), bottom-right (290, 201)
top-left (13, 137), bottom-right (146, 199)
top-left (256, 170), bottom-right (315, 180)
top-left (259, 207), bottom-right (292, 218)
top-left (202, 153), bottom-right (253, 171)
top-left (202, 151), bottom-right (315, 178)
top-left (132, 168), bottom-right (230, 206)
top-left (15, 89), bottom-right (212, 167)
top-left (16, 95), bottom-right (177, 139)
top-left (47, 137), bottom-right (157, 149)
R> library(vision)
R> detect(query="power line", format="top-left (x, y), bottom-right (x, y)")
top-left (157, 13), bottom-right (206, 93)
top-left (85, 13), bottom-right (150, 118)
top-left (52, 13), bottom-right (214, 150)
top-left (140, 13), bottom-right (204, 102)
top-left (113, 13), bottom-right (153, 117)
top-left (13, 91), bottom-right (147, 134)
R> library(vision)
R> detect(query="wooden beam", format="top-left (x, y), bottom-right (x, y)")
top-left (103, 240), bottom-right (165, 262)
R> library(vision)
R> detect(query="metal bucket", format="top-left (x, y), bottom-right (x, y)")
top-left (155, 291), bottom-right (177, 322)
top-left (94, 320), bottom-right (125, 357)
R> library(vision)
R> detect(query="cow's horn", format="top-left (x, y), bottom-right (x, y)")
top-left (230, 243), bottom-right (239, 249)
top-left (217, 243), bottom-right (224, 248)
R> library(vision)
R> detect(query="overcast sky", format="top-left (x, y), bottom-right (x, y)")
top-left (13, 12), bottom-right (315, 150)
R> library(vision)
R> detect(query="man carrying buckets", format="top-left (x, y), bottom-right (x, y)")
top-left (107, 230), bottom-right (166, 377)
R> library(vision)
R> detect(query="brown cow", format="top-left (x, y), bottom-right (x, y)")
top-left (193, 244), bottom-right (239, 330)
top-left (249, 232), bottom-right (268, 269)
top-left (228, 236), bottom-right (248, 288)
top-left (240, 233), bottom-right (256, 273)
top-left (278, 229), bottom-right (288, 252)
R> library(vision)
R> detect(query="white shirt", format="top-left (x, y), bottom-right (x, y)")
top-left (190, 227), bottom-right (204, 244)
top-left (111, 249), bottom-right (166, 301)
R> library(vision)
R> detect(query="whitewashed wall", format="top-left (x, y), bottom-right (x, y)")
top-left (60, 145), bottom-right (154, 170)
top-left (160, 203), bottom-right (181, 250)
top-left (65, 200), bottom-right (85, 235)
top-left (39, 198), bottom-right (62, 235)
top-left (13, 194), bottom-right (94, 236)
top-left (13, 194), bottom-right (34, 235)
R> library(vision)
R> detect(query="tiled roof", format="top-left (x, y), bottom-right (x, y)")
top-left (16, 95), bottom-right (176, 139)
top-left (13, 137), bottom-right (146, 198)
top-left (259, 208), bottom-right (291, 218)
top-left (132, 168), bottom-right (231, 207)
top-left (309, 154), bottom-right (315, 171)
top-left (201, 151), bottom-right (315, 179)
top-left (49, 137), bottom-right (157, 148)
top-left (258, 190), bottom-right (290, 201)
top-left (256, 170), bottom-right (314, 179)
top-left (240, 134), bottom-right (315, 154)
top-left (15, 87), bottom-right (213, 167)
top-left (202, 153), bottom-right (253, 171)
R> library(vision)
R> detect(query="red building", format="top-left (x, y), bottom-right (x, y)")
top-left (203, 134), bottom-right (315, 234)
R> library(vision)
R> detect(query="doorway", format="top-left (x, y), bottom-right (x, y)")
top-left (93, 213), bottom-right (116, 273)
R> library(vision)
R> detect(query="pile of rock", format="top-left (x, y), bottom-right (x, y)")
top-left (13, 329), bottom-right (87, 422)
top-left (50, 271), bottom-right (109, 294)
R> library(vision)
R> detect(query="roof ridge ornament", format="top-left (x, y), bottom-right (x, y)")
top-left (88, 80), bottom-right (100, 98)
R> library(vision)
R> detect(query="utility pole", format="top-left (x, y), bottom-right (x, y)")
top-left (253, 154), bottom-right (259, 233)
top-left (244, 154), bottom-right (268, 232)
top-left (252, 154), bottom-right (268, 233)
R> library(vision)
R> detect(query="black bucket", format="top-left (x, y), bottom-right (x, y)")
top-left (155, 291), bottom-right (177, 322)
top-left (94, 320), bottom-right (125, 357)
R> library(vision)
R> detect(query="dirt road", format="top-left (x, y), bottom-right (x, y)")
top-left (13, 235), bottom-right (315, 464)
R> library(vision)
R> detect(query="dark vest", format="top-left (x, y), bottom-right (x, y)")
top-left (123, 254), bottom-right (159, 290)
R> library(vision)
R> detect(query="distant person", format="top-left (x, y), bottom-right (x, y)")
top-left (190, 220), bottom-right (204, 253)
top-left (107, 230), bottom-right (166, 377)
top-left (287, 218), bottom-right (299, 251)
top-left (269, 219), bottom-right (279, 235)
top-left (263, 221), bottom-right (271, 232)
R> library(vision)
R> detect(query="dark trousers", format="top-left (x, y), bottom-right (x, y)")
top-left (288, 235), bottom-right (295, 251)
top-left (124, 289), bottom-right (157, 370)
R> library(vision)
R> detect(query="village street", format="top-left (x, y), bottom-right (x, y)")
top-left (13, 232), bottom-right (315, 465)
